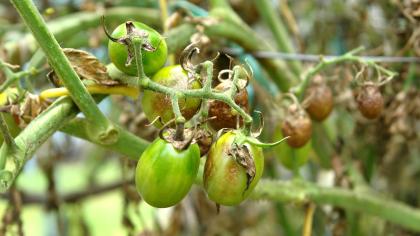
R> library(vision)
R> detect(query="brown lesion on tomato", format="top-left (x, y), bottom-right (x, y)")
top-left (227, 143), bottom-right (255, 194)
top-left (208, 81), bottom-right (249, 130)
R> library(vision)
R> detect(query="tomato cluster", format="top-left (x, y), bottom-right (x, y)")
top-left (105, 20), bottom-right (274, 208)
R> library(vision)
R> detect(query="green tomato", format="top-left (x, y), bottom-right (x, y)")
top-left (274, 129), bottom-right (311, 170)
top-left (135, 138), bottom-right (200, 208)
top-left (141, 65), bottom-right (202, 127)
top-left (203, 131), bottom-right (264, 206)
top-left (108, 21), bottom-right (167, 76)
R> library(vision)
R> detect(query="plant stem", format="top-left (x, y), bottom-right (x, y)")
top-left (0, 97), bottom-right (77, 191)
top-left (206, 8), bottom-right (298, 91)
top-left (10, 0), bottom-right (118, 145)
top-left (294, 47), bottom-right (397, 99)
top-left (4, 7), bottom-right (161, 62)
top-left (251, 179), bottom-right (420, 232)
top-left (254, 0), bottom-right (302, 76)
top-left (60, 118), bottom-right (149, 160)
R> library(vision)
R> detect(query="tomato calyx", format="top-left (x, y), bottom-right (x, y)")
top-left (102, 17), bottom-right (157, 67)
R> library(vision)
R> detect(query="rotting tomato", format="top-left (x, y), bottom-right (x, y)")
top-left (305, 75), bottom-right (333, 122)
top-left (135, 137), bottom-right (200, 208)
top-left (281, 104), bottom-right (312, 148)
top-left (141, 65), bottom-right (202, 127)
top-left (208, 80), bottom-right (249, 130)
top-left (108, 21), bottom-right (167, 76)
top-left (203, 130), bottom-right (264, 206)
top-left (355, 83), bottom-right (384, 119)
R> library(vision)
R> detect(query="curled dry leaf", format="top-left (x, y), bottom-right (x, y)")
top-left (48, 48), bottom-right (121, 87)
top-left (3, 93), bottom-right (51, 128)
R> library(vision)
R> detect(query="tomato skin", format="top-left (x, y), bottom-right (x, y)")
top-left (305, 78), bottom-right (333, 121)
top-left (203, 131), bottom-right (264, 206)
top-left (356, 84), bottom-right (383, 119)
top-left (108, 21), bottom-right (167, 76)
top-left (135, 138), bottom-right (200, 208)
top-left (141, 65), bottom-right (202, 127)
top-left (208, 81), bottom-right (249, 130)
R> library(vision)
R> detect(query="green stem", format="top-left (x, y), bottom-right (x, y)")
top-left (254, 0), bottom-right (302, 76)
top-left (206, 8), bottom-right (298, 91)
top-left (251, 179), bottom-right (420, 232)
top-left (4, 7), bottom-right (161, 62)
top-left (60, 118), bottom-right (149, 160)
top-left (0, 113), bottom-right (17, 151)
top-left (0, 97), bottom-right (77, 191)
top-left (10, 0), bottom-right (117, 145)
top-left (294, 47), bottom-right (397, 99)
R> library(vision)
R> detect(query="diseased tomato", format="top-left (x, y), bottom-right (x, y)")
top-left (305, 75), bottom-right (333, 121)
top-left (281, 104), bottom-right (312, 148)
top-left (203, 131), bottom-right (264, 206)
top-left (208, 80), bottom-right (249, 130)
top-left (356, 83), bottom-right (383, 119)
top-left (135, 138), bottom-right (200, 208)
top-left (108, 21), bottom-right (167, 76)
top-left (141, 65), bottom-right (202, 127)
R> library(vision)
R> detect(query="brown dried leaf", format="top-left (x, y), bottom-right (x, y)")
top-left (48, 48), bottom-right (121, 86)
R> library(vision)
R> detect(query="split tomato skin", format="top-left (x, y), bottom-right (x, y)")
top-left (135, 138), bottom-right (200, 208)
top-left (141, 65), bottom-right (202, 127)
top-left (203, 131), bottom-right (264, 206)
top-left (108, 21), bottom-right (167, 76)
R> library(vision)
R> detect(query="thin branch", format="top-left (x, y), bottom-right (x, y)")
top-left (251, 179), bottom-right (420, 232)
top-left (223, 48), bottom-right (420, 63)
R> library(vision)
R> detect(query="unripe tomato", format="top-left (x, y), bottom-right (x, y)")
top-left (281, 105), bottom-right (312, 148)
top-left (208, 81), bottom-right (249, 130)
top-left (141, 65), bottom-right (202, 127)
top-left (203, 131), bottom-right (264, 206)
top-left (135, 138), bottom-right (200, 208)
top-left (356, 84), bottom-right (383, 119)
top-left (108, 21), bottom-right (167, 76)
top-left (305, 76), bottom-right (333, 121)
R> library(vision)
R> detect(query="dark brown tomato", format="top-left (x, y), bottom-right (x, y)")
top-left (356, 84), bottom-right (384, 119)
top-left (281, 105), bottom-right (312, 148)
top-left (208, 81), bottom-right (249, 130)
top-left (305, 76), bottom-right (334, 121)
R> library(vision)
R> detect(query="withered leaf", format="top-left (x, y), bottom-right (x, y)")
top-left (2, 93), bottom-right (51, 128)
top-left (48, 48), bottom-right (122, 87)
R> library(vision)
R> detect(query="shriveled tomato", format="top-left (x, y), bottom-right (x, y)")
top-left (305, 75), bottom-right (333, 122)
top-left (135, 138), bottom-right (200, 208)
top-left (355, 83), bottom-right (383, 119)
top-left (203, 131), bottom-right (264, 206)
top-left (281, 104), bottom-right (312, 148)
top-left (141, 65), bottom-right (202, 127)
top-left (108, 21), bottom-right (167, 76)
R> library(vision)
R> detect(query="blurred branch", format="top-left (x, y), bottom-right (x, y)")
top-left (293, 47), bottom-right (398, 98)
top-left (253, 0), bottom-right (302, 76)
top-left (251, 179), bottom-right (420, 232)
top-left (60, 118), bottom-right (148, 160)
top-left (1, 180), bottom-right (133, 205)
top-left (4, 7), bottom-right (161, 62)
top-left (205, 8), bottom-right (298, 91)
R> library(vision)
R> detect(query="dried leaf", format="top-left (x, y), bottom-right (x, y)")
top-left (48, 48), bottom-right (121, 87)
